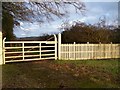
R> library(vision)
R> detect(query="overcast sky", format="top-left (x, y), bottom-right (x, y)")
top-left (14, 1), bottom-right (118, 38)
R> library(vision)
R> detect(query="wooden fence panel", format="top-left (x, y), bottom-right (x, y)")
top-left (60, 43), bottom-right (120, 60)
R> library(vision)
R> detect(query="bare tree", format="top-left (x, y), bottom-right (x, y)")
top-left (2, 1), bottom-right (86, 24)
top-left (2, 0), bottom-right (86, 40)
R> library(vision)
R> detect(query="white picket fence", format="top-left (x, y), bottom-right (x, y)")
top-left (59, 43), bottom-right (120, 60)
top-left (58, 33), bottom-right (120, 60)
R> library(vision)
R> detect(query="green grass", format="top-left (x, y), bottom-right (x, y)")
top-left (2, 59), bottom-right (120, 88)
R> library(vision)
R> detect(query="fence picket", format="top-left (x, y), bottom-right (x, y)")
top-left (60, 43), bottom-right (120, 60)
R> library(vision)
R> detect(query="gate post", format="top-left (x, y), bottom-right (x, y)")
top-left (54, 34), bottom-right (57, 60)
top-left (0, 31), bottom-right (2, 90)
top-left (58, 33), bottom-right (61, 60)
top-left (0, 1), bottom-right (2, 88)
top-left (0, 31), bottom-right (3, 65)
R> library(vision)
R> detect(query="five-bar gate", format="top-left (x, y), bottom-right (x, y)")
top-left (3, 35), bottom-right (57, 64)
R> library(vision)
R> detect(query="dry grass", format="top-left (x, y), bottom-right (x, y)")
top-left (2, 59), bottom-right (120, 88)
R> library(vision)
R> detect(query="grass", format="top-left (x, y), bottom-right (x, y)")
top-left (2, 59), bottom-right (120, 88)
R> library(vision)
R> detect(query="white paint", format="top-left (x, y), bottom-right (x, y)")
top-left (60, 43), bottom-right (120, 60)
top-left (58, 33), bottom-right (61, 60)
top-left (54, 34), bottom-right (57, 60)
top-left (3, 37), bottom-right (57, 63)
top-left (0, 31), bottom-right (2, 65)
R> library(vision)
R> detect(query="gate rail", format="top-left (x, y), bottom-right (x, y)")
top-left (3, 35), bottom-right (57, 64)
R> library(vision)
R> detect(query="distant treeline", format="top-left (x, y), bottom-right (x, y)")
top-left (61, 22), bottom-right (120, 44)
top-left (16, 35), bottom-right (54, 41)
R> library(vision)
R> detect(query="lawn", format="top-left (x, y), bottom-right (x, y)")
top-left (2, 59), bottom-right (120, 88)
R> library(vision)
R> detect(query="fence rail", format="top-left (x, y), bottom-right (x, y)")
top-left (59, 43), bottom-right (120, 60)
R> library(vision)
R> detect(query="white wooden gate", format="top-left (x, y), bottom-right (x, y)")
top-left (3, 35), bottom-right (57, 64)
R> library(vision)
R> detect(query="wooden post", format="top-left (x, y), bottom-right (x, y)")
top-left (39, 43), bottom-right (41, 59)
top-left (58, 33), bottom-right (61, 60)
top-left (68, 44), bottom-right (70, 60)
top-left (2, 37), bottom-right (6, 64)
top-left (87, 42), bottom-right (89, 59)
top-left (0, 31), bottom-right (3, 65)
top-left (110, 42), bottom-right (113, 58)
top-left (91, 43), bottom-right (93, 59)
top-left (74, 42), bottom-right (76, 60)
top-left (99, 42), bottom-right (101, 59)
top-left (54, 34), bottom-right (57, 60)
top-left (0, 2), bottom-right (2, 89)
top-left (22, 42), bottom-right (24, 60)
